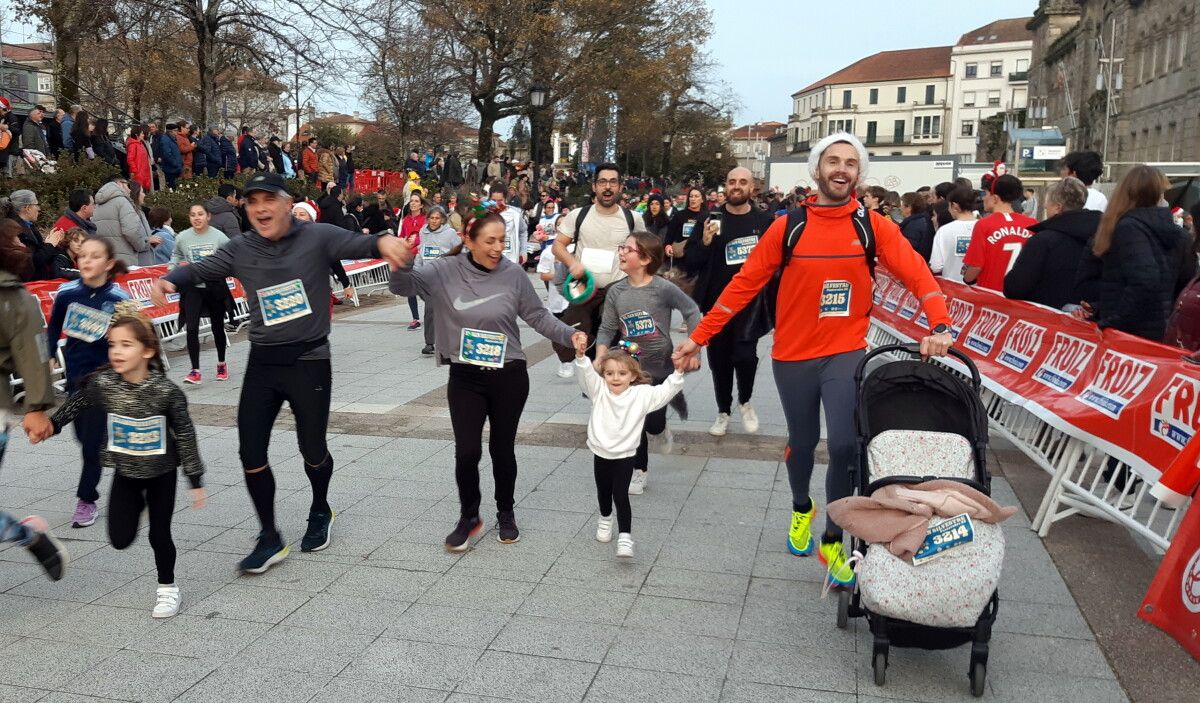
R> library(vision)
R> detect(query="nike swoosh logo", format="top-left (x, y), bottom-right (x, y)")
top-left (453, 293), bottom-right (504, 311)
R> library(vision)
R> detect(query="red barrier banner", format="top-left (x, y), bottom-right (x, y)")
top-left (872, 270), bottom-right (1200, 481)
top-left (341, 258), bottom-right (387, 275)
top-left (1138, 491), bottom-right (1200, 661)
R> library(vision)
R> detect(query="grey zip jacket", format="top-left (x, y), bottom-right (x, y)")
top-left (389, 251), bottom-right (576, 364)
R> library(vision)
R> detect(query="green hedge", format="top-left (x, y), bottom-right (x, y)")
top-left (145, 173), bottom-right (321, 227)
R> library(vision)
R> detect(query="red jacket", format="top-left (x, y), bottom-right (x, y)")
top-left (302, 146), bottom-right (319, 175)
top-left (401, 214), bottom-right (426, 253)
top-left (125, 138), bottom-right (151, 191)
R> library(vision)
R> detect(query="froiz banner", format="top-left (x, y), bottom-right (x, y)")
top-left (871, 270), bottom-right (1200, 481)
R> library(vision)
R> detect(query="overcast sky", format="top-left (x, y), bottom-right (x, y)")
top-left (706, 0), bottom-right (1039, 126)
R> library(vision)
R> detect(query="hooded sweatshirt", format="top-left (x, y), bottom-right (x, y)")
top-left (414, 222), bottom-right (460, 267)
top-left (1003, 208), bottom-right (1101, 309)
top-left (388, 251), bottom-right (576, 364)
top-left (205, 196), bottom-right (243, 238)
top-left (691, 197), bottom-right (951, 362)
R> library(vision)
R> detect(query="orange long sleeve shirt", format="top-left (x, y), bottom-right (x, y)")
top-left (691, 199), bottom-right (951, 362)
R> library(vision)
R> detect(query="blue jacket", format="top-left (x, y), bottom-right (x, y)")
top-left (198, 134), bottom-right (221, 169)
top-left (219, 136), bottom-right (237, 171)
top-left (61, 115), bottom-right (74, 150)
top-left (158, 132), bottom-right (182, 174)
top-left (46, 279), bottom-right (130, 383)
top-left (151, 226), bottom-right (176, 264)
top-left (238, 137), bottom-right (260, 170)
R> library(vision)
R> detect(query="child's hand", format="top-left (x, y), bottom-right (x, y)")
top-left (674, 354), bottom-right (700, 373)
top-left (190, 487), bottom-right (207, 510)
top-left (571, 331), bottom-right (588, 357)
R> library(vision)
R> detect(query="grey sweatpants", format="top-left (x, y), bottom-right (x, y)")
top-left (772, 349), bottom-right (864, 537)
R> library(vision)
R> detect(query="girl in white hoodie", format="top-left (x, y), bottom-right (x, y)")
top-left (575, 345), bottom-right (685, 557)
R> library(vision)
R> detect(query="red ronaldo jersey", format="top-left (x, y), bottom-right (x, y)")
top-left (962, 211), bottom-right (1037, 292)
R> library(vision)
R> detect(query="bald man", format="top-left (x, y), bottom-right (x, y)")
top-left (681, 167), bottom-right (774, 436)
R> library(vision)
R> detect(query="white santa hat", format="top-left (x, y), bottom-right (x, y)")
top-left (807, 132), bottom-right (870, 182)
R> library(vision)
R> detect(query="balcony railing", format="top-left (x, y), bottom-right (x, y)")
top-left (1009, 70), bottom-right (1029, 82)
top-left (790, 140), bottom-right (811, 153)
top-left (864, 136), bottom-right (913, 146)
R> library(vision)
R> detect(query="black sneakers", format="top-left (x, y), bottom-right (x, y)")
top-left (25, 528), bottom-right (68, 581)
top-left (445, 516), bottom-right (483, 553)
top-left (421, 345), bottom-right (435, 355)
top-left (496, 510), bottom-right (520, 544)
top-left (239, 532), bottom-right (288, 574)
top-left (301, 510), bottom-right (335, 552)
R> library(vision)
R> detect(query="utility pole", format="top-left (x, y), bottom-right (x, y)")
top-left (1097, 15), bottom-right (1123, 164)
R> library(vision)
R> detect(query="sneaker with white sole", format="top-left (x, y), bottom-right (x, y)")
top-left (152, 585), bottom-right (180, 618)
top-left (616, 533), bottom-right (634, 558)
top-left (71, 499), bottom-right (98, 528)
top-left (739, 403), bottom-right (759, 433)
top-left (709, 413), bottom-right (730, 437)
top-left (557, 362), bottom-right (575, 379)
top-left (628, 469), bottom-right (647, 495)
top-left (596, 515), bottom-right (614, 543)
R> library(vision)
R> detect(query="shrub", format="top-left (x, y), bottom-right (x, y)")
top-left (0, 157), bottom-right (120, 227)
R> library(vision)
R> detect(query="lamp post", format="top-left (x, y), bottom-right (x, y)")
top-left (529, 84), bottom-right (546, 183)
top-left (661, 132), bottom-right (672, 182)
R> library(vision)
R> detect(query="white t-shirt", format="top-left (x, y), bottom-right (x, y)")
top-left (498, 207), bottom-right (528, 264)
top-left (1085, 187), bottom-right (1108, 213)
top-left (929, 219), bottom-right (977, 283)
top-left (557, 206), bottom-right (645, 288)
top-left (535, 248), bottom-right (569, 314)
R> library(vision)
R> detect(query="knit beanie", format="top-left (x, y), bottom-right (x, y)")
top-left (807, 132), bottom-right (870, 182)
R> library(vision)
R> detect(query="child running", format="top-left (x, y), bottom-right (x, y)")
top-left (47, 237), bottom-right (131, 528)
top-left (31, 303), bottom-right (206, 618)
top-left (595, 231), bottom-right (701, 494)
top-left (575, 342), bottom-right (687, 558)
top-left (171, 202), bottom-right (231, 384)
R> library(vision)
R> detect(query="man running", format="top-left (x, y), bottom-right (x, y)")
top-left (674, 133), bottom-right (953, 587)
top-left (152, 172), bottom-right (408, 574)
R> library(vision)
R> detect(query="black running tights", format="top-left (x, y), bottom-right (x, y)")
top-left (182, 285), bottom-right (228, 370)
top-left (447, 361), bottom-right (529, 519)
top-left (705, 327), bottom-right (758, 415)
top-left (594, 455), bottom-right (635, 533)
top-left (108, 471), bottom-right (177, 584)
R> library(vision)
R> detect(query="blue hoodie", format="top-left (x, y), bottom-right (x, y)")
top-left (46, 279), bottom-right (130, 384)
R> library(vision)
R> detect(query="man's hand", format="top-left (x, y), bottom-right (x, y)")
top-left (571, 331), bottom-right (588, 357)
top-left (1069, 301), bottom-right (1094, 321)
top-left (151, 278), bottom-right (176, 307)
top-left (920, 331), bottom-right (953, 358)
top-left (665, 244), bottom-right (675, 257)
top-left (702, 220), bottom-right (719, 246)
top-left (148, 235), bottom-right (163, 246)
top-left (22, 411), bottom-right (52, 444)
top-left (343, 285), bottom-right (355, 301)
top-left (673, 338), bottom-right (702, 366)
top-left (378, 234), bottom-right (414, 270)
top-left (568, 262), bottom-right (585, 280)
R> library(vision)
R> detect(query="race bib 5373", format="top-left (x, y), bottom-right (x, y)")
top-left (724, 236), bottom-right (757, 265)
top-left (620, 310), bottom-right (657, 338)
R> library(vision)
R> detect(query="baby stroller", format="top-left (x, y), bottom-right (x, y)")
top-left (837, 344), bottom-right (1000, 697)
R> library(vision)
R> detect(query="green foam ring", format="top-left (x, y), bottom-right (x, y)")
top-left (561, 269), bottom-right (596, 304)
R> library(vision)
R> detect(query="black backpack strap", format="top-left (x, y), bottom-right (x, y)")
top-left (782, 206), bottom-right (808, 268)
top-left (851, 204), bottom-right (877, 279)
top-left (572, 204), bottom-right (592, 245)
top-left (622, 207), bottom-right (635, 232)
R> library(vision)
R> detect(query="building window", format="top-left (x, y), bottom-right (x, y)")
top-left (963, 91), bottom-right (976, 107)
top-left (990, 61), bottom-right (1003, 77)
top-left (965, 63), bottom-right (978, 78)
top-left (1017, 58), bottom-right (1029, 72)
top-left (890, 151), bottom-right (903, 156)
top-left (1179, 29), bottom-right (1187, 69)
top-left (893, 119), bottom-right (905, 143)
top-left (987, 90), bottom-right (1001, 107)
top-left (897, 86), bottom-right (907, 103)
top-left (830, 119), bottom-right (854, 134)
top-left (1163, 35), bottom-right (1173, 75)
top-left (869, 88), bottom-right (878, 105)
top-left (914, 115), bottom-right (941, 138)
top-left (866, 121), bottom-right (878, 144)
top-left (842, 90), bottom-right (852, 109)
top-left (37, 75), bottom-right (52, 93)
top-left (961, 120), bottom-right (975, 137)
top-left (925, 85), bottom-right (936, 105)
top-left (919, 151), bottom-right (933, 155)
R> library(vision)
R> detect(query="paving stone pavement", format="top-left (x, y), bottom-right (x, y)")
top-left (0, 295), bottom-right (1128, 702)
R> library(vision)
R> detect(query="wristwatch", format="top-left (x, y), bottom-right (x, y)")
top-left (932, 324), bottom-right (950, 335)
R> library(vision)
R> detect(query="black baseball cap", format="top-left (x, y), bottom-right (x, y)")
top-left (243, 172), bottom-right (291, 197)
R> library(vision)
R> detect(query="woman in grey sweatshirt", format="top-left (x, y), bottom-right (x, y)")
top-left (414, 206), bottom-right (463, 354)
top-left (389, 210), bottom-right (585, 552)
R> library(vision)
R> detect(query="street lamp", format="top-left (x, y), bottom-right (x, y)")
top-left (530, 84), bottom-right (546, 108)
top-left (529, 84), bottom-right (547, 182)
top-left (661, 133), bottom-right (672, 180)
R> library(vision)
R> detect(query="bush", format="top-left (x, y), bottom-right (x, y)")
top-left (145, 173), bottom-right (321, 226)
top-left (0, 157), bottom-right (120, 227)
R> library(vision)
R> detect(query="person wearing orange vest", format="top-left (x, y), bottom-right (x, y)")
top-left (674, 132), bottom-right (954, 587)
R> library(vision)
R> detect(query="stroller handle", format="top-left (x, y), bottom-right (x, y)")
top-left (855, 343), bottom-right (982, 391)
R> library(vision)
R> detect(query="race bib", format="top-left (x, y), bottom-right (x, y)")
top-left (107, 414), bottom-right (166, 456)
top-left (955, 236), bottom-right (970, 256)
top-left (63, 303), bottom-right (112, 343)
top-left (189, 243), bottom-right (216, 261)
top-left (620, 310), bottom-right (657, 338)
top-left (819, 280), bottom-right (851, 318)
top-left (911, 514), bottom-right (974, 566)
top-left (724, 236), bottom-right (757, 265)
top-left (257, 279), bottom-right (312, 326)
top-left (681, 222), bottom-right (695, 239)
top-left (421, 244), bottom-right (442, 261)
top-left (459, 328), bottom-right (507, 368)
top-left (580, 247), bottom-right (617, 274)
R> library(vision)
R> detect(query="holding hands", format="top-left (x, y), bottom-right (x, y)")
top-left (22, 411), bottom-right (53, 444)
top-left (571, 331), bottom-right (588, 357)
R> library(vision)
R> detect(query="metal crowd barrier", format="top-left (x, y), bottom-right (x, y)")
top-left (867, 321), bottom-right (1184, 553)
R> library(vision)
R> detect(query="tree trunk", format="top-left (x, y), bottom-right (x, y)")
top-left (529, 104), bottom-right (553, 169)
top-left (53, 35), bottom-right (78, 106)
top-left (196, 27), bottom-right (216, 129)
top-left (477, 108), bottom-right (497, 162)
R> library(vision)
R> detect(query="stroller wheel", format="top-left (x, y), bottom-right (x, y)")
top-left (970, 661), bottom-right (986, 697)
top-left (836, 589), bottom-right (850, 629)
top-left (873, 652), bottom-right (887, 686)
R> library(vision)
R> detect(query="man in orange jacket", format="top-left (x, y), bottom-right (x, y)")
top-left (674, 132), bottom-right (954, 587)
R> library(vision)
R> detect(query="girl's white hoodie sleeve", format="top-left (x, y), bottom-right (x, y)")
top-left (574, 356), bottom-right (605, 399)
top-left (640, 371), bottom-right (686, 412)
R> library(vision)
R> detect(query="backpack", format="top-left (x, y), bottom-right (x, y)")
top-left (552, 204), bottom-right (637, 287)
top-left (761, 204), bottom-right (877, 329)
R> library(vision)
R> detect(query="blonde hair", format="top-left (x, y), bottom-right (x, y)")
top-left (599, 350), bottom-right (651, 385)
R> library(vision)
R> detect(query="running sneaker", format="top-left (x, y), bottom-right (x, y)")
top-left (709, 413), bottom-right (730, 437)
top-left (739, 403), bottom-right (760, 433)
top-left (71, 499), bottom-right (97, 528)
top-left (215, 363), bottom-right (229, 381)
top-left (408, 320), bottom-right (421, 331)
top-left (595, 515), bottom-right (614, 543)
top-left (616, 533), bottom-right (634, 558)
top-left (445, 516), bottom-right (483, 552)
top-left (557, 362), bottom-right (575, 379)
top-left (20, 517), bottom-right (67, 581)
top-left (239, 532), bottom-right (288, 574)
top-left (787, 505), bottom-right (816, 556)
top-left (818, 539), bottom-right (856, 588)
top-left (628, 469), bottom-right (648, 495)
top-left (300, 510), bottom-right (335, 552)
top-left (152, 585), bottom-right (180, 618)
top-left (496, 510), bottom-right (520, 544)
top-left (183, 370), bottom-right (202, 385)
top-left (421, 345), bottom-right (435, 355)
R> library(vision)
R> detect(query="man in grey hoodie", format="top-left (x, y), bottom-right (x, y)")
top-left (205, 184), bottom-right (243, 238)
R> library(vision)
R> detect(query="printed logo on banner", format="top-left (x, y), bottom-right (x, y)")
top-left (1151, 374), bottom-right (1200, 450)
top-left (872, 278), bottom-right (889, 306)
top-left (965, 308), bottom-right (1010, 355)
top-left (123, 278), bottom-right (154, 304)
top-left (1032, 333), bottom-right (1097, 391)
top-left (882, 282), bottom-right (904, 313)
top-left (946, 299), bottom-right (975, 341)
top-left (1075, 350), bottom-right (1156, 419)
top-left (1183, 548), bottom-right (1200, 614)
top-left (898, 291), bottom-right (920, 320)
top-left (997, 320), bottom-right (1045, 372)
top-left (226, 278), bottom-right (237, 290)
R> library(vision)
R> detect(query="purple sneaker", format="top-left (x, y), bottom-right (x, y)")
top-left (71, 500), bottom-right (97, 528)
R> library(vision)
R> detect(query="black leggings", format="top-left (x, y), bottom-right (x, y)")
top-left (705, 327), bottom-right (759, 414)
top-left (447, 361), bottom-right (528, 518)
top-left (182, 285), bottom-right (228, 370)
top-left (108, 471), bottom-right (177, 584)
top-left (634, 375), bottom-right (668, 471)
top-left (594, 455), bottom-right (635, 533)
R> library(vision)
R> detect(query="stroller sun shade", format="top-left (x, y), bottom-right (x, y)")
top-left (858, 360), bottom-right (987, 449)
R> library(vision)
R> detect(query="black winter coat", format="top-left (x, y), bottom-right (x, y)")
top-left (1004, 208), bottom-right (1101, 309)
top-left (445, 155), bottom-right (464, 186)
top-left (898, 212), bottom-right (933, 262)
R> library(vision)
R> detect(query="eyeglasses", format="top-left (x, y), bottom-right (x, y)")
top-left (594, 178), bottom-right (621, 187)
top-left (616, 244), bottom-right (642, 254)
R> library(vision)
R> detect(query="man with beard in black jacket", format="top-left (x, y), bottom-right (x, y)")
top-left (1004, 177), bottom-right (1099, 309)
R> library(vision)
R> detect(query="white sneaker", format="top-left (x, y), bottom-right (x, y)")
top-left (709, 413), bottom-right (730, 437)
top-left (596, 515), bottom-right (614, 543)
top-left (152, 585), bottom-right (180, 619)
top-left (628, 469), bottom-right (647, 495)
top-left (557, 362), bottom-right (574, 379)
top-left (616, 533), bottom-right (634, 558)
top-left (739, 403), bottom-right (760, 433)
